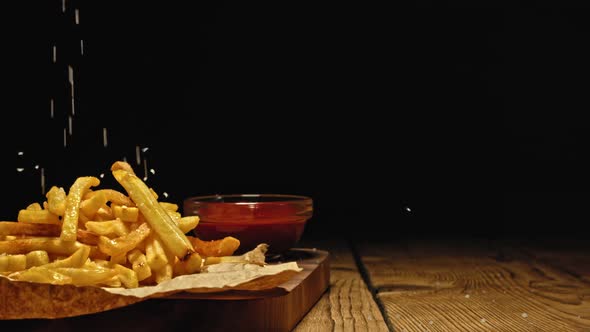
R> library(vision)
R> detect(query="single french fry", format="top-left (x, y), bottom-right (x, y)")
top-left (83, 189), bottom-right (135, 207)
top-left (0, 222), bottom-right (99, 245)
top-left (127, 249), bottom-right (151, 281)
top-left (52, 267), bottom-right (117, 286)
top-left (95, 205), bottom-right (114, 220)
top-left (0, 254), bottom-right (27, 272)
top-left (166, 210), bottom-right (181, 222)
top-left (145, 234), bottom-right (168, 271)
top-left (42, 246), bottom-right (91, 269)
top-left (26, 203), bottom-right (42, 211)
top-left (97, 222), bottom-right (151, 257)
top-left (80, 190), bottom-right (107, 219)
top-left (110, 252), bottom-right (127, 265)
top-left (25, 250), bottom-right (49, 267)
top-left (154, 261), bottom-right (173, 284)
top-left (85, 219), bottom-right (129, 238)
top-left (173, 252), bottom-right (202, 276)
top-left (61, 176), bottom-right (100, 242)
top-left (188, 236), bottom-right (240, 257)
top-left (112, 204), bottom-right (139, 222)
top-left (45, 186), bottom-right (67, 216)
top-left (178, 216), bottom-right (199, 234)
top-left (110, 161), bottom-right (136, 176)
top-left (113, 264), bottom-right (139, 288)
top-left (17, 209), bottom-right (60, 225)
top-left (112, 168), bottom-right (194, 259)
top-left (8, 266), bottom-right (72, 285)
top-left (0, 237), bottom-right (103, 258)
top-left (160, 202), bottom-right (178, 212)
top-left (100, 275), bottom-right (122, 288)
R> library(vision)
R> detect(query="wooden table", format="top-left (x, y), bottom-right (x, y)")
top-left (295, 236), bottom-right (590, 332)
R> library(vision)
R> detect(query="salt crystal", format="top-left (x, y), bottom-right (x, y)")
top-left (521, 313), bottom-right (528, 318)
top-left (480, 318), bottom-right (486, 323)
top-left (465, 294), bottom-right (470, 298)
top-left (429, 320), bottom-right (434, 325)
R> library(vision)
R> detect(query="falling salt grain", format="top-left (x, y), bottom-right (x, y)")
top-left (521, 313), bottom-right (528, 318)
top-left (429, 320), bottom-right (433, 325)
top-left (465, 294), bottom-right (470, 299)
top-left (75, 8), bottom-right (79, 24)
top-left (135, 146), bottom-right (141, 165)
top-left (103, 128), bottom-right (108, 147)
top-left (17, 151), bottom-right (24, 156)
top-left (143, 177), bottom-right (148, 181)
top-left (34, 165), bottom-right (39, 169)
top-left (163, 192), bottom-right (169, 198)
top-left (150, 168), bottom-right (155, 175)
top-left (16, 168), bottom-right (24, 172)
top-left (480, 318), bottom-right (486, 323)
top-left (99, 173), bottom-right (104, 178)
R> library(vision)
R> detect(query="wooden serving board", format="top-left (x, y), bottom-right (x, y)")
top-left (0, 248), bottom-right (330, 332)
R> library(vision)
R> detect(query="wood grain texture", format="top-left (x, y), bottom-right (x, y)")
top-left (294, 239), bottom-right (389, 332)
top-left (357, 238), bottom-right (590, 332)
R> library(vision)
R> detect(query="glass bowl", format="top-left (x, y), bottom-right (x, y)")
top-left (183, 194), bottom-right (313, 254)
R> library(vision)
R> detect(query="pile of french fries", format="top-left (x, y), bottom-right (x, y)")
top-left (0, 161), bottom-right (241, 288)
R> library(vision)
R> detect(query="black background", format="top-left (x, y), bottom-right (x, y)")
top-left (1, 2), bottom-right (589, 239)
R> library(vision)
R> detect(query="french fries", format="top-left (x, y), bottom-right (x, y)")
top-left (111, 169), bottom-right (194, 259)
top-left (0, 161), bottom-right (246, 288)
top-left (61, 176), bottom-right (100, 242)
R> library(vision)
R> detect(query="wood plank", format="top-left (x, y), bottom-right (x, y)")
top-left (356, 238), bottom-right (590, 332)
top-left (294, 239), bottom-right (389, 332)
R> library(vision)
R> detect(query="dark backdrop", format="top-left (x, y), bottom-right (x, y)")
top-left (1, 2), bottom-right (588, 239)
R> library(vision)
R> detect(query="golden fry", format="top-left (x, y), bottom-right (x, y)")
top-left (8, 266), bottom-right (72, 285)
top-left (178, 216), bottom-right (199, 234)
top-left (25, 250), bottom-right (49, 267)
top-left (173, 252), bottom-right (202, 276)
top-left (42, 246), bottom-right (90, 269)
top-left (26, 203), bottom-right (42, 211)
top-left (145, 234), bottom-right (168, 271)
top-left (160, 202), bottom-right (178, 212)
top-left (127, 249), bottom-right (152, 281)
top-left (188, 236), bottom-right (240, 257)
top-left (0, 222), bottom-right (98, 245)
top-left (83, 189), bottom-right (135, 207)
top-left (112, 204), bottom-right (139, 222)
top-left (80, 190), bottom-right (107, 219)
top-left (52, 267), bottom-right (117, 286)
top-left (0, 254), bottom-right (27, 272)
top-left (97, 222), bottom-right (151, 257)
top-left (85, 219), bottom-right (129, 238)
top-left (113, 264), bottom-right (139, 288)
top-left (46, 186), bottom-right (67, 216)
top-left (17, 209), bottom-right (60, 225)
top-left (0, 237), bottom-right (103, 258)
top-left (112, 168), bottom-right (194, 259)
top-left (61, 176), bottom-right (100, 242)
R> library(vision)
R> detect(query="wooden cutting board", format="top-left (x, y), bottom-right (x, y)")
top-left (0, 248), bottom-right (330, 332)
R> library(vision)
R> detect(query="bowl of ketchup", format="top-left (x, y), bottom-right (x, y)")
top-left (183, 194), bottom-right (313, 254)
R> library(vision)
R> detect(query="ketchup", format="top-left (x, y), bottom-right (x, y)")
top-left (185, 195), bottom-right (312, 254)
